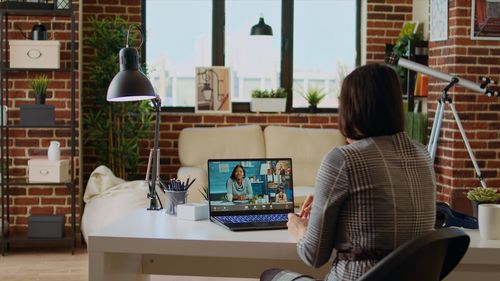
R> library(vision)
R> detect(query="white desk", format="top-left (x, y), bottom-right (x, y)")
top-left (88, 209), bottom-right (500, 281)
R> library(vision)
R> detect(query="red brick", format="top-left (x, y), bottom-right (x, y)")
top-left (30, 207), bottom-right (54, 214)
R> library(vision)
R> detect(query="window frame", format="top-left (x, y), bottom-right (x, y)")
top-left (142, 0), bottom-right (361, 113)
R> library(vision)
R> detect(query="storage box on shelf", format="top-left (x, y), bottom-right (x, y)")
top-left (19, 104), bottom-right (55, 126)
top-left (9, 40), bottom-right (60, 69)
top-left (27, 215), bottom-right (65, 239)
top-left (28, 159), bottom-right (70, 183)
top-left (0, 0), bottom-right (71, 10)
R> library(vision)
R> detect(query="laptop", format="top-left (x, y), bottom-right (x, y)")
top-left (207, 158), bottom-right (294, 231)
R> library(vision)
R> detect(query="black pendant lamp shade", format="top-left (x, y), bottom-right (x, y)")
top-left (107, 47), bottom-right (156, 101)
top-left (251, 17), bottom-right (273, 36)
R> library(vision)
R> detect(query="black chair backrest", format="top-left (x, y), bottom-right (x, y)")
top-left (357, 228), bottom-right (470, 281)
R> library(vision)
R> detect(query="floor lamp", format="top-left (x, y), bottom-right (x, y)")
top-left (106, 25), bottom-right (162, 211)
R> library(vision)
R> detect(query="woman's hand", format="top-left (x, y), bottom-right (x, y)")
top-left (287, 213), bottom-right (308, 242)
top-left (298, 194), bottom-right (313, 219)
top-left (234, 195), bottom-right (246, 200)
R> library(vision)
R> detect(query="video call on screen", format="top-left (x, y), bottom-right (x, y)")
top-left (208, 159), bottom-right (293, 212)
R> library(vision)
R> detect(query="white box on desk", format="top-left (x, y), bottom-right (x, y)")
top-left (9, 40), bottom-right (60, 69)
top-left (177, 203), bottom-right (209, 221)
top-left (28, 159), bottom-right (70, 183)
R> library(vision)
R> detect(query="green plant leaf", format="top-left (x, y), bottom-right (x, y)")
top-left (299, 87), bottom-right (327, 106)
top-left (467, 187), bottom-right (500, 202)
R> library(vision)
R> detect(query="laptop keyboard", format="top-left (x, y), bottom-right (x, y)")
top-left (216, 214), bottom-right (288, 224)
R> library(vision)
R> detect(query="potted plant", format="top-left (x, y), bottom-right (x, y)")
top-left (31, 74), bottom-right (49, 104)
top-left (300, 87), bottom-right (326, 113)
top-left (250, 88), bottom-right (287, 113)
top-left (467, 187), bottom-right (500, 218)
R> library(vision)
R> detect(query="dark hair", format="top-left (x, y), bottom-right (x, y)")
top-left (230, 164), bottom-right (246, 180)
top-left (338, 63), bottom-right (404, 140)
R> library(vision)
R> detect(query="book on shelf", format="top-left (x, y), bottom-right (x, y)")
top-left (413, 73), bottom-right (429, 97)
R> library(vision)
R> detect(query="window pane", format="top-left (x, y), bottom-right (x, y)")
top-left (226, 0), bottom-right (281, 102)
top-left (293, 0), bottom-right (356, 108)
top-left (146, 0), bottom-right (212, 107)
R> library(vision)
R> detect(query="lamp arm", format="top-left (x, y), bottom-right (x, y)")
top-left (148, 96), bottom-right (162, 210)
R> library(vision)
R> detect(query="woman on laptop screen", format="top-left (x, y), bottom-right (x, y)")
top-left (226, 164), bottom-right (253, 201)
top-left (261, 64), bottom-right (436, 281)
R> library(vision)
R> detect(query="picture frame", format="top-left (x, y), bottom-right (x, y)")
top-left (471, 0), bottom-right (500, 40)
top-left (195, 66), bottom-right (231, 113)
top-left (430, 0), bottom-right (448, 42)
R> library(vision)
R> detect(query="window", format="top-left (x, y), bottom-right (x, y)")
top-left (145, 0), bottom-right (212, 107)
top-left (292, 0), bottom-right (356, 108)
top-left (225, 0), bottom-right (281, 102)
top-left (144, 0), bottom-right (360, 111)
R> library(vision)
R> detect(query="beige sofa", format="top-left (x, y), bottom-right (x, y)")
top-left (177, 125), bottom-right (345, 205)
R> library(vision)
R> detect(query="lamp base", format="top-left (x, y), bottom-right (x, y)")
top-left (147, 196), bottom-right (162, 211)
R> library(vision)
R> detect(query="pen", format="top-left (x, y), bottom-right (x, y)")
top-left (186, 178), bottom-right (196, 189)
top-left (157, 178), bottom-right (167, 193)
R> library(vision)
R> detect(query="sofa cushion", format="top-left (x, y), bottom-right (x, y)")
top-left (264, 126), bottom-right (345, 188)
top-left (178, 124), bottom-right (266, 170)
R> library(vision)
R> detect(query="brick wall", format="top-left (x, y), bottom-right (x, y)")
top-left (428, 0), bottom-right (500, 214)
top-left (3, 1), bottom-right (80, 232)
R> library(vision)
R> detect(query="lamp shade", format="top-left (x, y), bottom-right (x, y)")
top-left (107, 47), bottom-right (156, 102)
top-left (250, 17), bottom-right (273, 36)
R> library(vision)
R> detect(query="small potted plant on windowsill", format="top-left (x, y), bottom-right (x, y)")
top-left (31, 74), bottom-right (49, 105)
top-left (300, 87), bottom-right (326, 113)
top-left (467, 187), bottom-right (500, 218)
top-left (250, 88), bottom-right (287, 113)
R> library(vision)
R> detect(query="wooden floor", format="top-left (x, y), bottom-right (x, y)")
top-left (0, 247), bottom-right (88, 281)
top-left (0, 245), bottom-right (257, 281)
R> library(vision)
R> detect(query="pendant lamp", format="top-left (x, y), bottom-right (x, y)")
top-left (250, 16), bottom-right (273, 36)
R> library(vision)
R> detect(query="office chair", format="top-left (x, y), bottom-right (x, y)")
top-left (357, 228), bottom-right (470, 281)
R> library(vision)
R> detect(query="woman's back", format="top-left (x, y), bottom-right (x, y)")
top-left (337, 132), bottom-right (435, 248)
top-left (318, 132), bottom-right (436, 280)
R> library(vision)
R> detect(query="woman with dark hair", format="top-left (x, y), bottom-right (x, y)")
top-left (226, 164), bottom-right (253, 201)
top-left (262, 64), bottom-right (436, 281)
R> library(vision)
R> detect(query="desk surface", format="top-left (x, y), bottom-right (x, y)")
top-left (88, 209), bottom-right (300, 260)
top-left (88, 209), bottom-right (500, 280)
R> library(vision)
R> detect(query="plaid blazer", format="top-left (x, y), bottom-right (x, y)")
top-left (297, 132), bottom-right (436, 281)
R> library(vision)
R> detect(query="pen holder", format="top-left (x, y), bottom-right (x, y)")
top-left (165, 190), bottom-right (188, 215)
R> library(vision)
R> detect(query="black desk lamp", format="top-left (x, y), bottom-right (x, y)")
top-left (107, 25), bottom-right (162, 211)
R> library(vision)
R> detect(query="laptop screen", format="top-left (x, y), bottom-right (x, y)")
top-left (208, 158), bottom-right (294, 214)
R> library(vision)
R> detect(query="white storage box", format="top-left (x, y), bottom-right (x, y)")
top-left (9, 40), bottom-right (60, 69)
top-left (28, 159), bottom-right (70, 183)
